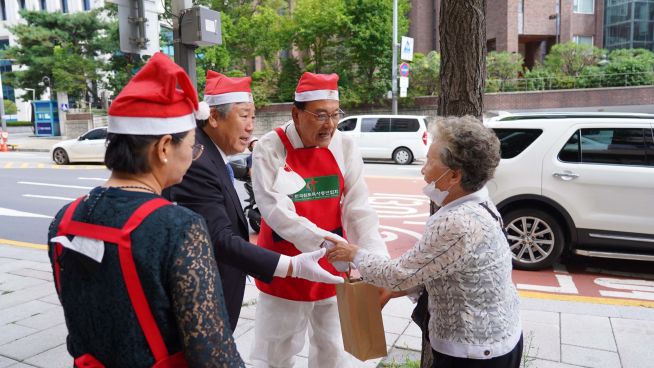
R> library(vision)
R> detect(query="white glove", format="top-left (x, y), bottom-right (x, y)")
top-left (291, 248), bottom-right (344, 284)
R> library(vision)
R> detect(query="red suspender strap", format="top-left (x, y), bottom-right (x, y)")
top-left (54, 197), bottom-right (84, 293)
top-left (117, 198), bottom-right (171, 363)
top-left (274, 127), bottom-right (295, 152)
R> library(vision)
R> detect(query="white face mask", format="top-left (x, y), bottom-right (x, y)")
top-left (272, 166), bottom-right (306, 195)
top-left (422, 169), bottom-right (452, 206)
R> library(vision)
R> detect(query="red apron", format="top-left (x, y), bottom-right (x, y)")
top-left (256, 127), bottom-right (345, 301)
top-left (53, 197), bottom-right (188, 368)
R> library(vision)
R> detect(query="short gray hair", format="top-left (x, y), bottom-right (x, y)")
top-left (429, 115), bottom-right (501, 192)
top-left (196, 103), bottom-right (233, 128)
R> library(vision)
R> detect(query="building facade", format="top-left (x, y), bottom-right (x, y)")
top-left (409, 0), bottom-right (604, 68)
top-left (604, 0), bottom-right (654, 51)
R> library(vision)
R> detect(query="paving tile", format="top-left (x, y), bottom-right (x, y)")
top-left (0, 324), bottom-right (37, 345)
top-left (393, 334), bottom-right (421, 352)
top-left (382, 296), bottom-right (415, 319)
top-left (561, 313), bottom-right (616, 351)
top-left (384, 332), bottom-right (400, 348)
top-left (0, 284), bottom-right (55, 310)
top-left (232, 319), bottom-right (254, 339)
top-left (0, 355), bottom-right (21, 368)
top-left (8, 269), bottom-right (52, 282)
top-left (528, 358), bottom-right (589, 368)
top-left (0, 300), bottom-right (59, 325)
top-left (403, 321), bottom-right (422, 338)
top-left (379, 347), bottom-right (420, 366)
top-left (521, 318), bottom-right (561, 361)
top-left (238, 304), bottom-right (256, 321)
top-left (0, 274), bottom-right (47, 292)
top-left (520, 309), bottom-right (560, 325)
top-left (14, 307), bottom-right (65, 330)
top-left (37, 294), bottom-right (60, 306)
top-left (23, 344), bottom-right (72, 368)
top-left (6, 363), bottom-right (39, 368)
top-left (381, 314), bottom-right (410, 335)
top-left (611, 317), bottom-right (654, 368)
top-left (234, 325), bottom-right (255, 365)
top-left (0, 324), bottom-right (68, 361)
top-left (561, 344), bottom-right (621, 368)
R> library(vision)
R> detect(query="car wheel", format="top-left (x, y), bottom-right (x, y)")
top-left (393, 147), bottom-right (413, 165)
top-left (503, 208), bottom-right (565, 270)
top-left (53, 148), bottom-right (70, 165)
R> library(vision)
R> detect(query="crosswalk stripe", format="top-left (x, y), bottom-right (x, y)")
top-left (23, 194), bottom-right (76, 201)
top-left (17, 181), bottom-right (94, 190)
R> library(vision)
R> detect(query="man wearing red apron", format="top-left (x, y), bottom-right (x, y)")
top-left (251, 73), bottom-right (389, 367)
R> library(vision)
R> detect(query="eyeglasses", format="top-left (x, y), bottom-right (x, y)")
top-left (301, 109), bottom-right (346, 123)
top-left (192, 143), bottom-right (204, 161)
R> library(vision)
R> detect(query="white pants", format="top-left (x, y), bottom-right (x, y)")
top-left (251, 293), bottom-right (356, 368)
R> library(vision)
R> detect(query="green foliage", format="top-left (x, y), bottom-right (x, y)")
top-left (486, 51), bottom-right (524, 91)
top-left (524, 66), bottom-right (555, 90)
top-left (543, 41), bottom-right (602, 76)
top-left (2, 9), bottom-right (110, 103)
top-left (602, 48), bottom-right (654, 87)
top-left (250, 68), bottom-right (278, 108)
top-left (410, 51), bottom-right (440, 96)
top-left (277, 56), bottom-right (302, 102)
top-left (3, 99), bottom-right (17, 115)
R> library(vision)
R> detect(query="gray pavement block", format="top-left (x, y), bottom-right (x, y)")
top-left (37, 294), bottom-right (61, 306)
top-left (8, 269), bottom-right (52, 282)
top-left (233, 318), bottom-right (254, 340)
top-left (0, 356), bottom-right (20, 368)
top-left (561, 344), bottom-right (621, 368)
top-left (0, 300), bottom-right (59, 325)
top-left (521, 309), bottom-right (560, 325)
top-left (402, 321), bottom-right (422, 338)
top-left (5, 363), bottom-right (39, 368)
top-left (561, 314), bottom-right (617, 352)
top-left (14, 306), bottom-right (65, 330)
top-left (527, 358), bottom-right (588, 368)
top-left (381, 314), bottom-right (410, 335)
top-left (384, 332), bottom-right (400, 348)
top-left (0, 324), bottom-right (37, 346)
top-left (0, 324), bottom-right (67, 361)
top-left (521, 320), bottom-right (561, 362)
top-left (0, 284), bottom-right (56, 310)
top-left (234, 325), bottom-right (255, 365)
top-left (611, 317), bottom-right (654, 368)
top-left (381, 297), bottom-right (415, 319)
top-left (23, 344), bottom-right (72, 368)
top-left (393, 334), bottom-right (421, 352)
top-left (0, 274), bottom-right (48, 292)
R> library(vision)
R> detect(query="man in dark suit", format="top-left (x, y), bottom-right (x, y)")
top-left (165, 71), bottom-right (341, 331)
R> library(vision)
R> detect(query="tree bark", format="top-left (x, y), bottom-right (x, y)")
top-left (437, 0), bottom-right (486, 119)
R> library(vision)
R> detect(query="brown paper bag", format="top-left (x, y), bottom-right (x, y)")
top-left (335, 277), bottom-right (387, 361)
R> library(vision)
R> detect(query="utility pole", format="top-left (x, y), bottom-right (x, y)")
top-left (0, 71), bottom-right (5, 132)
top-left (391, 0), bottom-right (398, 115)
top-left (172, 0), bottom-right (197, 87)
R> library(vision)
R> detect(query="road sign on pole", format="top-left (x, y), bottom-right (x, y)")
top-left (399, 62), bottom-right (410, 77)
top-left (399, 76), bottom-right (409, 88)
top-left (400, 36), bottom-right (414, 61)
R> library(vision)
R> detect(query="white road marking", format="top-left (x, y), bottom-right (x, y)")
top-left (77, 177), bottom-right (107, 181)
top-left (23, 194), bottom-right (75, 201)
top-left (17, 181), bottom-right (93, 190)
top-left (404, 221), bottom-right (426, 225)
top-left (0, 207), bottom-right (53, 219)
top-left (517, 274), bottom-right (579, 294)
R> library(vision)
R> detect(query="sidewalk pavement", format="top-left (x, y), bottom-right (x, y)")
top-left (1, 243), bottom-right (654, 368)
top-left (1, 127), bottom-right (65, 153)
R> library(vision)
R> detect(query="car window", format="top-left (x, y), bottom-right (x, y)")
top-left (361, 118), bottom-right (391, 133)
top-left (390, 118), bottom-right (420, 132)
top-left (337, 118), bottom-right (357, 132)
top-left (559, 128), bottom-right (652, 166)
top-left (83, 128), bottom-right (107, 140)
top-left (492, 128), bottom-right (543, 159)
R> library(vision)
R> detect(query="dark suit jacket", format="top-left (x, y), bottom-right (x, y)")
top-left (164, 127), bottom-right (280, 330)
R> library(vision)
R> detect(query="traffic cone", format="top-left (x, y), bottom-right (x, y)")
top-left (0, 130), bottom-right (8, 152)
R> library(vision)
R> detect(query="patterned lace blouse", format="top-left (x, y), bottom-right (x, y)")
top-left (48, 187), bottom-right (244, 367)
top-left (355, 189), bottom-right (522, 359)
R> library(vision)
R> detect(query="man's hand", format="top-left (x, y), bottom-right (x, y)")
top-left (289, 248), bottom-right (344, 284)
top-left (379, 288), bottom-right (393, 309)
top-left (325, 237), bottom-right (359, 263)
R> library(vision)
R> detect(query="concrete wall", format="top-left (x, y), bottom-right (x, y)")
top-left (254, 85), bottom-right (654, 135)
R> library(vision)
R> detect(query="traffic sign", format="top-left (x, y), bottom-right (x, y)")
top-left (400, 36), bottom-right (414, 61)
top-left (399, 76), bottom-right (409, 88)
top-left (60, 103), bottom-right (69, 112)
top-left (399, 62), bottom-right (410, 77)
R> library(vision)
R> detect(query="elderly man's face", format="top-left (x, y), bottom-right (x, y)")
top-left (292, 100), bottom-right (340, 148)
top-left (212, 102), bottom-right (255, 155)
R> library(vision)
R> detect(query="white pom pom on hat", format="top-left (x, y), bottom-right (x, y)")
top-left (195, 101), bottom-right (210, 120)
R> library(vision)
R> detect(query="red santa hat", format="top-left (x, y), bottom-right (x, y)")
top-left (294, 72), bottom-right (339, 102)
top-left (204, 70), bottom-right (254, 106)
top-left (108, 52), bottom-right (207, 135)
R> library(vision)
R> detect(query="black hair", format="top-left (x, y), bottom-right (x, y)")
top-left (105, 131), bottom-right (189, 174)
top-left (293, 101), bottom-right (306, 110)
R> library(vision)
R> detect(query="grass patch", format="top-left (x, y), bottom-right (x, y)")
top-left (6, 121), bottom-right (33, 127)
top-left (380, 357), bottom-right (420, 368)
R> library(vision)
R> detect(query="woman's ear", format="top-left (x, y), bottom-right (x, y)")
top-left (155, 135), bottom-right (173, 164)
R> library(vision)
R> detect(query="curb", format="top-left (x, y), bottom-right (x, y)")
top-left (14, 148), bottom-right (51, 153)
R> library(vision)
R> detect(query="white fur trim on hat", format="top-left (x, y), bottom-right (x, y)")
top-left (205, 92), bottom-right (254, 106)
top-left (196, 101), bottom-right (210, 120)
top-left (108, 113), bottom-right (196, 135)
top-left (294, 89), bottom-right (339, 102)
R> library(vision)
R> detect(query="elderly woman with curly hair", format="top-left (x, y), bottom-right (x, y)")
top-left (327, 115), bottom-right (522, 368)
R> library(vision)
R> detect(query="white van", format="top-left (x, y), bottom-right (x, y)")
top-left (337, 115), bottom-right (430, 164)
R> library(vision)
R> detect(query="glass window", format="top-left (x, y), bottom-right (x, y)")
top-left (61, 0), bottom-right (68, 13)
top-left (492, 128), bottom-right (543, 159)
top-left (40, 0), bottom-right (46, 11)
top-left (83, 0), bottom-right (91, 11)
top-left (573, 35), bottom-right (594, 46)
top-left (361, 118), bottom-right (391, 133)
top-left (83, 128), bottom-right (107, 140)
top-left (574, 0), bottom-right (594, 14)
top-left (561, 128), bottom-right (650, 166)
top-left (337, 118), bottom-right (357, 132)
top-left (390, 118), bottom-right (420, 132)
top-left (0, 0), bottom-right (6, 21)
top-left (19, 0), bottom-right (25, 10)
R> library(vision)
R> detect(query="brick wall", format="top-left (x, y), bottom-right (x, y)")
top-left (524, 0), bottom-right (557, 35)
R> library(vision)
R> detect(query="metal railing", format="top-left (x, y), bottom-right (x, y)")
top-left (486, 71), bottom-right (654, 92)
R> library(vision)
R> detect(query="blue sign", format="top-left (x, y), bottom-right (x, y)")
top-left (399, 63), bottom-right (410, 77)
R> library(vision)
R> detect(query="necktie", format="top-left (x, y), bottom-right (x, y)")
top-left (226, 162), bottom-right (235, 184)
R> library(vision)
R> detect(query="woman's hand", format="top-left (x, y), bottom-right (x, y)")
top-left (325, 237), bottom-right (359, 263)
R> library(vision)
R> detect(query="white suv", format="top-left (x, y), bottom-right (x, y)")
top-left (485, 112), bottom-right (654, 270)
top-left (337, 115), bottom-right (429, 164)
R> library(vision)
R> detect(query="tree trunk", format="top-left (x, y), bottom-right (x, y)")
top-left (437, 0), bottom-right (486, 119)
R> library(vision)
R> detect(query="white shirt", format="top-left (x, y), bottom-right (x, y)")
top-left (251, 121), bottom-right (388, 257)
top-left (355, 189), bottom-right (522, 359)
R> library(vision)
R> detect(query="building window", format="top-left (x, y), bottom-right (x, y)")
top-left (19, 0), bottom-right (26, 10)
top-left (83, 0), bottom-right (91, 11)
top-left (574, 0), bottom-right (594, 14)
top-left (573, 35), bottom-right (594, 45)
top-left (61, 0), bottom-right (68, 13)
top-left (0, 0), bottom-right (6, 21)
top-left (40, 0), bottom-right (46, 11)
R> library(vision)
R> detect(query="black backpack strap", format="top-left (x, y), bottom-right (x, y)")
top-left (479, 201), bottom-right (509, 241)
